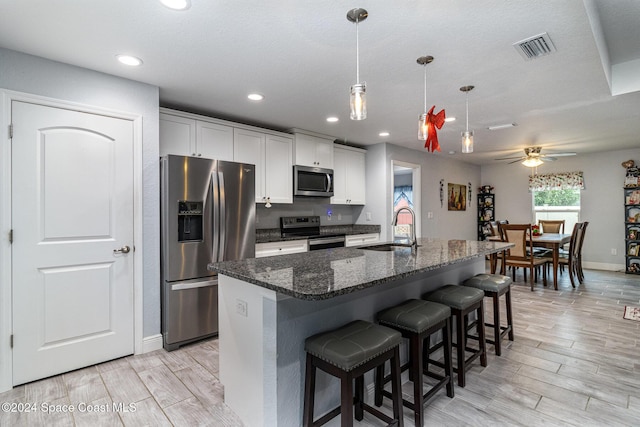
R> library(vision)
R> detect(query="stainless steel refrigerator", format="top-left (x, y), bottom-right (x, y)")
top-left (160, 155), bottom-right (255, 350)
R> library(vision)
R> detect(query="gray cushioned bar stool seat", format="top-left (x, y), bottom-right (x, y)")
top-left (463, 273), bottom-right (514, 356)
top-left (375, 299), bottom-right (454, 427)
top-left (423, 285), bottom-right (487, 387)
top-left (303, 320), bottom-right (404, 427)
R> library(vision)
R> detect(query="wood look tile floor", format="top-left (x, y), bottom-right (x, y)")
top-left (2, 268), bottom-right (640, 426)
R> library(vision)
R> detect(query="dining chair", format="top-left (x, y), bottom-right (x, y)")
top-left (500, 224), bottom-right (549, 291)
top-left (538, 219), bottom-right (565, 234)
top-left (558, 222), bottom-right (584, 287)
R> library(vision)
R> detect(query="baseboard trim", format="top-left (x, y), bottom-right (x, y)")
top-left (583, 262), bottom-right (625, 272)
top-left (141, 334), bottom-right (163, 354)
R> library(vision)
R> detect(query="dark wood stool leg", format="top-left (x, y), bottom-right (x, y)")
top-left (443, 317), bottom-right (455, 398)
top-left (477, 303), bottom-right (487, 367)
top-left (340, 372), bottom-right (354, 427)
top-left (374, 362), bottom-right (384, 407)
top-left (355, 375), bottom-right (364, 421)
top-left (492, 292), bottom-right (502, 356)
top-left (390, 346), bottom-right (404, 427)
top-left (454, 309), bottom-right (465, 387)
top-left (506, 287), bottom-right (514, 341)
top-left (303, 353), bottom-right (315, 427)
top-left (410, 333), bottom-right (424, 427)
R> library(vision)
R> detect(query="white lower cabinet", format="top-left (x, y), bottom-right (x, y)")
top-left (255, 240), bottom-right (308, 258)
top-left (345, 233), bottom-right (380, 247)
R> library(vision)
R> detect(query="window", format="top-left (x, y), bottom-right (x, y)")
top-left (529, 171), bottom-right (584, 233)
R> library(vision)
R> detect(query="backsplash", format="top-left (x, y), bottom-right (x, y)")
top-left (256, 198), bottom-right (361, 228)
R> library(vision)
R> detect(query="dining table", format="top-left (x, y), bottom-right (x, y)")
top-left (489, 233), bottom-right (571, 290)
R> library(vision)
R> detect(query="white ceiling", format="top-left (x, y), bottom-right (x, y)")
top-left (1, 0), bottom-right (639, 165)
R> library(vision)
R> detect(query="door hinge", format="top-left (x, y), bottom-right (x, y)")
top-left (9, 124), bottom-right (13, 139)
top-left (9, 229), bottom-right (13, 244)
top-left (10, 334), bottom-right (13, 349)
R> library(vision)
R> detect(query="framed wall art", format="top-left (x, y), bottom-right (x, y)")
top-left (447, 183), bottom-right (467, 211)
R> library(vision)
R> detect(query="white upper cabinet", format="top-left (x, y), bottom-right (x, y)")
top-left (234, 129), bottom-right (293, 204)
top-left (159, 113), bottom-right (195, 157)
top-left (159, 112), bottom-right (233, 160)
top-left (293, 132), bottom-right (334, 168)
top-left (331, 145), bottom-right (366, 205)
top-left (196, 121), bottom-right (234, 161)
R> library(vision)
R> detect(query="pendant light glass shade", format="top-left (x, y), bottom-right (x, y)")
top-left (460, 85), bottom-right (475, 153)
top-left (418, 113), bottom-right (429, 140)
top-left (347, 8), bottom-right (368, 121)
top-left (461, 130), bottom-right (474, 153)
top-left (350, 83), bottom-right (367, 120)
top-left (417, 56), bottom-right (434, 140)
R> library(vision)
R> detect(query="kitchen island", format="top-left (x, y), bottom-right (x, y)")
top-left (209, 238), bottom-right (512, 427)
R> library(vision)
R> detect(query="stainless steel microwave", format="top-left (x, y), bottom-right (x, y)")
top-left (293, 165), bottom-right (334, 197)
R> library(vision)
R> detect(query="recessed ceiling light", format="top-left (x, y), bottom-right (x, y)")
top-left (379, 132), bottom-right (390, 137)
top-left (247, 93), bottom-right (264, 101)
top-left (445, 117), bottom-right (456, 122)
top-left (448, 151), bottom-right (456, 155)
top-left (116, 55), bottom-right (143, 66)
top-left (326, 117), bottom-right (339, 123)
top-left (159, 0), bottom-right (191, 10)
top-left (488, 123), bottom-right (517, 130)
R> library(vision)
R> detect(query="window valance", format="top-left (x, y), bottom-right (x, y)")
top-left (528, 171), bottom-right (584, 191)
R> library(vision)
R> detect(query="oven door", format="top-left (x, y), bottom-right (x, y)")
top-left (308, 236), bottom-right (345, 251)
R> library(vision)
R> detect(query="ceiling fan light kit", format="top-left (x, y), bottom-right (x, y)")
top-left (347, 8), bottom-right (368, 121)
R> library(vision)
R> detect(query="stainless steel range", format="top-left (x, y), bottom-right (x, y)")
top-left (280, 216), bottom-right (345, 250)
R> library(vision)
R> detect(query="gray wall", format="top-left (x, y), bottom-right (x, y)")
top-left (481, 147), bottom-right (640, 270)
top-left (358, 143), bottom-right (482, 241)
top-left (0, 48), bottom-right (161, 337)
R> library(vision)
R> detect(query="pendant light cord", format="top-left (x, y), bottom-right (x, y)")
top-left (465, 92), bottom-right (469, 132)
top-left (355, 17), bottom-right (360, 83)
top-left (423, 64), bottom-right (427, 113)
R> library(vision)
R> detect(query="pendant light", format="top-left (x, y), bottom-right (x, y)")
top-left (417, 56), bottom-right (434, 140)
top-left (460, 85), bottom-right (475, 153)
top-left (347, 8), bottom-right (368, 120)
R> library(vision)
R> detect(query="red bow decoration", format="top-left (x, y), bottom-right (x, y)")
top-left (423, 105), bottom-right (446, 152)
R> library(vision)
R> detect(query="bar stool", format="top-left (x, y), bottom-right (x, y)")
top-left (303, 320), bottom-right (404, 427)
top-left (375, 299), bottom-right (454, 427)
top-left (423, 285), bottom-right (487, 387)
top-left (463, 273), bottom-right (514, 356)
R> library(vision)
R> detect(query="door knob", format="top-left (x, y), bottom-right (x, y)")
top-left (114, 245), bottom-right (131, 254)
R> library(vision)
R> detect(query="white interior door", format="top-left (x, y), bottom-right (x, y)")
top-left (11, 101), bottom-right (134, 385)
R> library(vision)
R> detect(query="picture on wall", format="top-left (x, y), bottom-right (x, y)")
top-left (448, 183), bottom-right (467, 211)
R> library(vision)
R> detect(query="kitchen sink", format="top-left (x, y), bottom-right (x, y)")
top-left (359, 243), bottom-right (416, 251)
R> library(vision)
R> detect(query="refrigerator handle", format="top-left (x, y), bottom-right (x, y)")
top-left (218, 171), bottom-right (226, 261)
top-left (211, 171), bottom-right (220, 263)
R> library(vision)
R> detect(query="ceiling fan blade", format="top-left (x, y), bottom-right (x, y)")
top-left (540, 156), bottom-right (557, 161)
top-left (494, 156), bottom-right (524, 161)
top-left (546, 152), bottom-right (576, 157)
top-left (508, 159), bottom-right (523, 164)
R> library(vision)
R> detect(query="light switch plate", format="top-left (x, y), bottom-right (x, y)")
top-left (236, 299), bottom-right (248, 317)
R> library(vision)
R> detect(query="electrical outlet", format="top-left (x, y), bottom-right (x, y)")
top-left (611, 248), bottom-right (617, 256)
top-left (337, 213), bottom-right (342, 221)
top-left (236, 299), bottom-right (248, 317)
top-left (366, 212), bottom-right (372, 221)
top-left (427, 211), bottom-right (433, 219)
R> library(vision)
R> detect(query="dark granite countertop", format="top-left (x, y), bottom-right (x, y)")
top-left (256, 224), bottom-right (381, 243)
top-left (209, 238), bottom-right (513, 300)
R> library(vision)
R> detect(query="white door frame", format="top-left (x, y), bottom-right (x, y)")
top-left (391, 160), bottom-right (422, 239)
top-left (0, 89), bottom-right (144, 392)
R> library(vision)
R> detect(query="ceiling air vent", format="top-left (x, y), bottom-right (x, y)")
top-left (513, 32), bottom-right (556, 60)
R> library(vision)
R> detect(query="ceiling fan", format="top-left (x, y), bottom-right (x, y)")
top-left (495, 146), bottom-right (576, 167)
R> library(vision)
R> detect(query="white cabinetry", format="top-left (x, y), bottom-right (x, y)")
top-left (255, 240), bottom-right (308, 258)
top-left (159, 113), bottom-right (233, 160)
top-left (331, 145), bottom-right (366, 205)
top-left (234, 129), bottom-right (293, 204)
top-left (293, 132), bottom-right (333, 168)
top-left (345, 233), bottom-right (380, 247)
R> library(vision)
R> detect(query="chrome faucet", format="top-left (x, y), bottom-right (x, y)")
top-left (391, 206), bottom-right (418, 250)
